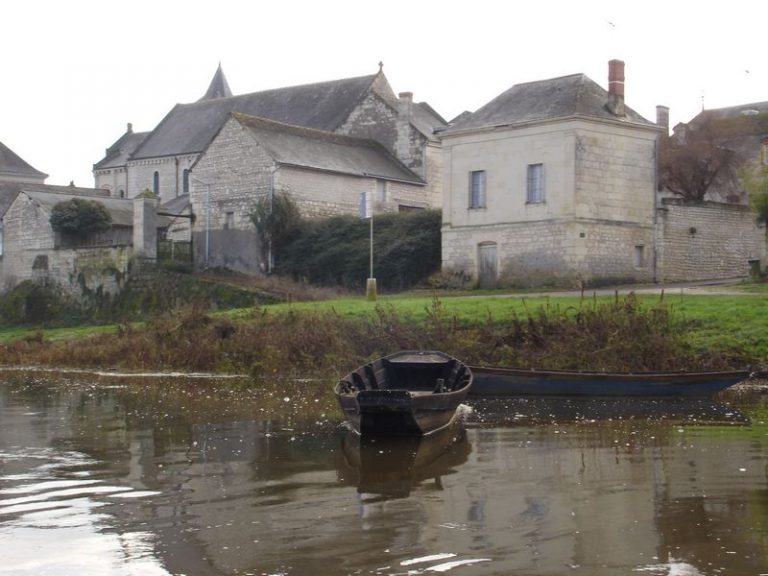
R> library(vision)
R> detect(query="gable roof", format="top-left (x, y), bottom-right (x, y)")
top-left (94, 127), bottom-right (150, 170)
top-left (0, 140), bottom-right (48, 181)
top-left (693, 100), bottom-right (768, 122)
top-left (17, 188), bottom-right (172, 228)
top-left (130, 73), bottom-right (381, 161)
top-left (231, 113), bottom-right (424, 184)
top-left (445, 73), bottom-right (655, 134)
top-left (0, 182), bottom-right (109, 218)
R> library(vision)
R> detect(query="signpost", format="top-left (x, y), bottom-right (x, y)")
top-left (360, 192), bottom-right (377, 301)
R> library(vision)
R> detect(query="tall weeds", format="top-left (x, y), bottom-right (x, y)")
top-left (0, 294), bottom-right (748, 379)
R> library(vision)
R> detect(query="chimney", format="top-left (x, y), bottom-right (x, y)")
top-left (127, 122), bottom-right (133, 134)
top-left (398, 92), bottom-right (413, 119)
top-left (656, 105), bottom-right (670, 132)
top-left (607, 59), bottom-right (625, 117)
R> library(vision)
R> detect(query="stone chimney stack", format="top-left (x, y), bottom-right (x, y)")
top-left (398, 92), bottom-right (413, 119)
top-left (656, 105), bottom-right (670, 134)
top-left (607, 59), bottom-right (625, 117)
top-left (127, 122), bottom-right (133, 134)
top-left (133, 195), bottom-right (158, 260)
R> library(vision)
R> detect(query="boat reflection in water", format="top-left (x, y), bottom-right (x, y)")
top-left (469, 395), bottom-right (751, 427)
top-left (336, 416), bottom-right (471, 501)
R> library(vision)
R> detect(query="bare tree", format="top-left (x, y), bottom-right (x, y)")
top-left (658, 113), bottom-right (749, 202)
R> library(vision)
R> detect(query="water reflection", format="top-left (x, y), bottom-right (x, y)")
top-left (0, 372), bottom-right (767, 575)
top-left (336, 419), bottom-right (471, 501)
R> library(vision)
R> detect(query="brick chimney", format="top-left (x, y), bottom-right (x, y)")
top-left (656, 105), bottom-right (670, 133)
top-left (607, 59), bottom-right (625, 117)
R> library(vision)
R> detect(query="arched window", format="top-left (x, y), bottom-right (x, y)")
top-left (183, 169), bottom-right (190, 195)
top-left (118, 189), bottom-right (125, 198)
top-left (153, 171), bottom-right (160, 195)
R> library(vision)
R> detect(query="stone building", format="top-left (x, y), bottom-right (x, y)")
top-left (94, 64), bottom-right (446, 274)
top-left (0, 182), bottom-right (166, 295)
top-left (441, 60), bottom-right (663, 287)
top-left (0, 140), bottom-right (47, 184)
top-left (191, 113), bottom-right (425, 272)
top-left (93, 65), bottom-right (445, 207)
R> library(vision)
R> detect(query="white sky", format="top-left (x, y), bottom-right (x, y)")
top-left (3, 0), bottom-right (767, 187)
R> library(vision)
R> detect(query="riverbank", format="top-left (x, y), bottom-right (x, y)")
top-left (0, 288), bottom-right (766, 378)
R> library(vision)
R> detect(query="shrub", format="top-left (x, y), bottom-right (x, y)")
top-left (277, 210), bottom-right (441, 291)
top-left (49, 198), bottom-right (112, 237)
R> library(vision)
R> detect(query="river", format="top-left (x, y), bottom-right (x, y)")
top-left (0, 371), bottom-right (766, 575)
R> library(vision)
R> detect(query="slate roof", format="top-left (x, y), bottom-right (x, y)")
top-left (445, 73), bottom-right (655, 134)
top-left (411, 102), bottom-right (448, 142)
top-left (199, 63), bottom-right (233, 101)
top-left (94, 129), bottom-right (150, 170)
top-left (693, 100), bottom-right (768, 121)
top-left (130, 74), bottom-right (380, 161)
top-left (22, 189), bottom-right (171, 228)
top-left (232, 113), bottom-right (424, 184)
top-left (160, 194), bottom-right (191, 216)
top-left (0, 140), bottom-right (47, 180)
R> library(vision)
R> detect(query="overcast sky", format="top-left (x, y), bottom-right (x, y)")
top-left (3, 0), bottom-right (766, 187)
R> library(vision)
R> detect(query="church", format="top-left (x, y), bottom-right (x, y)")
top-left (94, 64), bottom-right (447, 272)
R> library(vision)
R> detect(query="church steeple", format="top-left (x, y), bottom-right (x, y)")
top-left (199, 63), bottom-right (233, 101)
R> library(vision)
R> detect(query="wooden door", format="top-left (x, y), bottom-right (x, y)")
top-left (478, 243), bottom-right (498, 288)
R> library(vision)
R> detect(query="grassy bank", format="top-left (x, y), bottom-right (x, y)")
top-left (0, 290), bottom-right (765, 378)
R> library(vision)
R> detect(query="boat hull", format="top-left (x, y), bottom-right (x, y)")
top-left (335, 351), bottom-right (472, 436)
top-left (470, 366), bottom-right (749, 397)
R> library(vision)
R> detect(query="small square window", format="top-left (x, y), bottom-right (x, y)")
top-left (469, 170), bottom-right (486, 209)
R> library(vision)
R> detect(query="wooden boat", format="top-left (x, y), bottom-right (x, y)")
top-left (469, 366), bottom-right (750, 397)
top-left (335, 351), bottom-right (473, 436)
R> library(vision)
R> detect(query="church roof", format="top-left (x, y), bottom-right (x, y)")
top-left (445, 73), bottom-right (655, 134)
top-left (0, 140), bottom-right (47, 181)
top-left (130, 73), bottom-right (380, 161)
top-left (199, 63), bottom-right (233, 101)
top-left (93, 126), bottom-right (150, 170)
top-left (230, 113), bottom-right (424, 184)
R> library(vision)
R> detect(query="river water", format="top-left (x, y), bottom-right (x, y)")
top-left (0, 371), bottom-right (767, 576)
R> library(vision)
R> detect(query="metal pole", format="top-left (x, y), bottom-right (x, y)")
top-left (369, 213), bottom-right (373, 278)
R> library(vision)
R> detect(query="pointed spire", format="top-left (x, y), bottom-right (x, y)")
top-left (199, 63), bottom-right (233, 101)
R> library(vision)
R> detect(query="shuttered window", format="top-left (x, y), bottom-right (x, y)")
top-left (469, 170), bottom-right (486, 209)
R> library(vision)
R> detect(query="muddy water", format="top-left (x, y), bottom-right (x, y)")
top-left (1, 372), bottom-right (767, 575)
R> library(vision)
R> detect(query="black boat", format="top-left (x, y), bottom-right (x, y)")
top-left (335, 350), bottom-right (473, 436)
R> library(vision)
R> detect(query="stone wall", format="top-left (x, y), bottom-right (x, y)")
top-left (657, 199), bottom-right (766, 282)
top-left (442, 218), bottom-right (654, 288)
top-left (127, 154), bottom-right (198, 202)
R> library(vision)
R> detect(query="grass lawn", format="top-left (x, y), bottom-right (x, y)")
top-left (1, 288), bottom-right (767, 363)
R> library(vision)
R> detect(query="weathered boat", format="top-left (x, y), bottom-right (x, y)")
top-left (335, 351), bottom-right (473, 436)
top-left (469, 366), bottom-right (750, 397)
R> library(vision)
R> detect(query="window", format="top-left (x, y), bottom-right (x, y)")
top-left (469, 170), bottom-right (486, 209)
top-left (0, 224), bottom-right (3, 256)
top-left (118, 189), bottom-right (125, 198)
top-left (376, 179), bottom-right (386, 202)
top-left (224, 211), bottom-right (235, 230)
top-left (153, 171), bottom-right (160, 195)
top-left (634, 245), bottom-right (646, 268)
top-left (527, 164), bottom-right (544, 203)
top-left (183, 169), bottom-right (190, 195)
